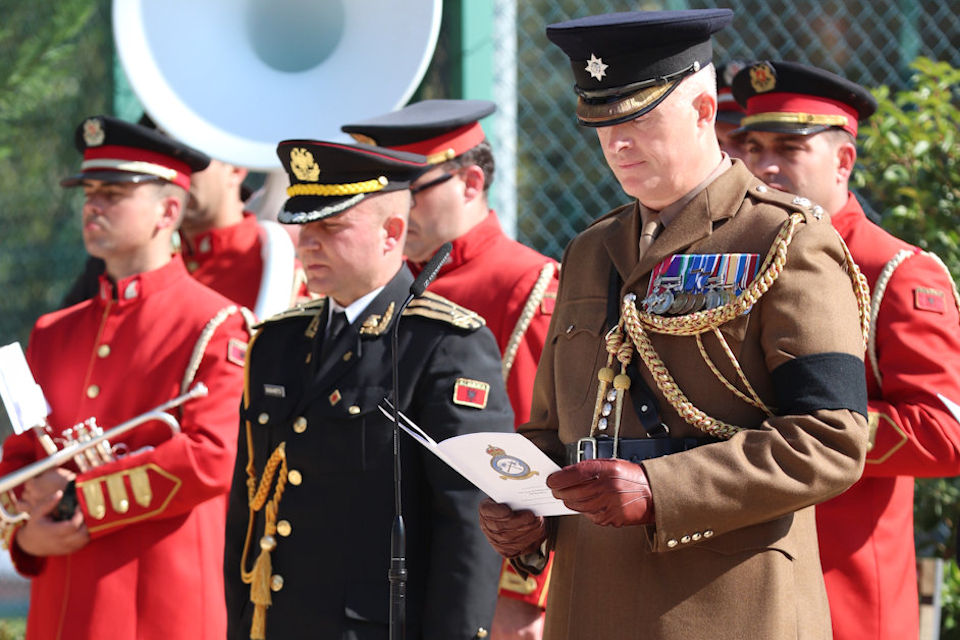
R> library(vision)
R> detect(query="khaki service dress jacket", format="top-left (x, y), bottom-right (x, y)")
top-left (522, 161), bottom-right (870, 640)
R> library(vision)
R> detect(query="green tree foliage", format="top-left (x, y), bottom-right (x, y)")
top-left (855, 57), bottom-right (960, 638)
top-left (0, 0), bottom-right (113, 346)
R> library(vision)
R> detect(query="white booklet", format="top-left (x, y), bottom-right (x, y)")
top-left (379, 402), bottom-right (575, 517)
top-left (0, 342), bottom-right (49, 438)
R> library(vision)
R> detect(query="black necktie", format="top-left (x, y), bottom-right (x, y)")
top-left (321, 310), bottom-right (349, 361)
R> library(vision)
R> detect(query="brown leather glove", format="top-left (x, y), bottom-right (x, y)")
top-left (546, 458), bottom-right (654, 527)
top-left (478, 498), bottom-right (547, 558)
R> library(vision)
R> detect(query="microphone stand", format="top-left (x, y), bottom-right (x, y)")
top-left (388, 242), bottom-right (451, 640)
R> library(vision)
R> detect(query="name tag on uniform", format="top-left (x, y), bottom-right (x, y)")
top-left (263, 384), bottom-right (286, 398)
top-left (642, 253), bottom-right (759, 315)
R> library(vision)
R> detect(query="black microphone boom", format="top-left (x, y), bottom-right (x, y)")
top-left (387, 241), bottom-right (451, 640)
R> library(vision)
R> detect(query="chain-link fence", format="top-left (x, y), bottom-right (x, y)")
top-left (0, 0), bottom-right (958, 630)
top-left (515, 0), bottom-right (960, 258)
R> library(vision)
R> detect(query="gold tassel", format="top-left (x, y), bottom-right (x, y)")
top-left (249, 503), bottom-right (279, 640)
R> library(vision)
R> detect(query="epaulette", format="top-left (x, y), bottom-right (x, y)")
top-left (747, 182), bottom-right (827, 223)
top-left (402, 291), bottom-right (486, 331)
top-left (253, 296), bottom-right (326, 330)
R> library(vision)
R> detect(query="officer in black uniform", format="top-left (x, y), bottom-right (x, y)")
top-left (223, 140), bottom-right (512, 640)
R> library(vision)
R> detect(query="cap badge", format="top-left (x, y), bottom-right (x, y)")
top-left (290, 147), bottom-right (321, 182)
top-left (82, 118), bottom-right (106, 147)
top-left (749, 62), bottom-right (776, 93)
top-left (585, 54), bottom-right (609, 81)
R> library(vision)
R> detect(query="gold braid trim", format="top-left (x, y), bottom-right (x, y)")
top-left (613, 214), bottom-right (871, 440)
top-left (238, 329), bottom-right (289, 640)
top-left (502, 262), bottom-right (557, 382)
top-left (286, 177), bottom-right (387, 197)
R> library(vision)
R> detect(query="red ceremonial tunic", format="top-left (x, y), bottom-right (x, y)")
top-left (182, 213), bottom-right (264, 311)
top-left (817, 194), bottom-right (960, 640)
top-left (408, 210), bottom-right (559, 608)
top-left (182, 213), bottom-right (308, 315)
top-left (0, 256), bottom-right (249, 640)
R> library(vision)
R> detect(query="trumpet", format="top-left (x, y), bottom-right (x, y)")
top-left (0, 383), bottom-right (207, 524)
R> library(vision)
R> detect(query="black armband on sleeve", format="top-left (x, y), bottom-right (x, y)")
top-left (771, 352), bottom-right (867, 417)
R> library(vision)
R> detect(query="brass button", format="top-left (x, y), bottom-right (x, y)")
top-left (277, 520), bottom-right (292, 537)
top-left (292, 417), bottom-right (307, 433)
top-left (680, 535), bottom-right (691, 544)
top-left (260, 535), bottom-right (276, 551)
top-left (476, 628), bottom-right (488, 639)
top-left (348, 405), bottom-right (361, 415)
top-left (270, 574), bottom-right (284, 592)
top-left (692, 532), bottom-right (702, 541)
top-left (703, 530), bottom-right (714, 538)
top-left (288, 469), bottom-right (302, 486)
top-left (97, 344), bottom-right (111, 358)
top-left (118, 499), bottom-right (129, 513)
top-left (666, 538), bottom-right (678, 548)
top-left (86, 384), bottom-right (100, 399)
top-left (258, 412), bottom-right (269, 425)
top-left (342, 351), bottom-right (353, 362)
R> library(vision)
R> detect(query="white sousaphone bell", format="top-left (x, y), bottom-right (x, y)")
top-left (113, 0), bottom-right (442, 318)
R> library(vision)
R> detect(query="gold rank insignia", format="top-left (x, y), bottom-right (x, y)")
top-left (82, 117), bottom-right (106, 146)
top-left (359, 302), bottom-right (395, 336)
top-left (290, 147), bottom-right (321, 182)
top-left (328, 389), bottom-right (342, 406)
top-left (749, 62), bottom-right (777, 93)
top-left (453, 378), bottom-right (490, 409)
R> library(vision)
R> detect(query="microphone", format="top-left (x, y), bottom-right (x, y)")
top-left (388, 241), bottom-right (450, 640)
top-left (410, 241), bottom-right (452, 296)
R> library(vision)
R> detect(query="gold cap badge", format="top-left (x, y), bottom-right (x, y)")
top-left (749, 62), bottom-right (776, 93)
top-left (82, 118), bottom-right (106, 147)
top-left (290, 147), bottom-right (321, 182)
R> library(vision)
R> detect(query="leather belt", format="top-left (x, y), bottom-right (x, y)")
top-left (566, 436), bottom-right (719, 465)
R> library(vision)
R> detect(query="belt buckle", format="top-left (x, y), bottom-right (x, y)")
top-left (576, 436), bottom-right (597, 462)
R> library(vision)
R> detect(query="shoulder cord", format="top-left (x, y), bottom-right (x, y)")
top-left (502, 262), bottom-right (558, 382)
top-left (237, 329), bottom-right (288, 640)
top-left (869, 249), bottom-right (960, 387)
top-left (611, 214), bottom-right (870, 440)
top-left (180, 305), bottom-right (256, 395)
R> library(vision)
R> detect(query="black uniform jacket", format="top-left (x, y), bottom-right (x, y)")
top-left (224, 266), bottom-right (512, 640)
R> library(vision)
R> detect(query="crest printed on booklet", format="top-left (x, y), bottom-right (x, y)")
top-left (642, 253), bottom-right (760, 316)
top-left (486, 445), bottom-right (540, 480)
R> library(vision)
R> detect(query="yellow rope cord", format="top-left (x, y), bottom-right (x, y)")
top-left (286, 178), bottom-right (387, 197)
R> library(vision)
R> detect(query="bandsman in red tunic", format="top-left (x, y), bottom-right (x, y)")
top-left (0, 115), bottom-right (251, 640)
top-left (734, 61), bottom-right (960, 640)
top-left (179, 157), bottom-right (310, 318)
top-left (343, 101), bottom-right (561, 637)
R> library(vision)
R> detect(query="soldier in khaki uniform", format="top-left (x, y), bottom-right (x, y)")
top-left (478, 10), bottom-right (871, 639)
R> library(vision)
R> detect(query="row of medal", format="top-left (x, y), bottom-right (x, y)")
top-left (641, 253), bottom-right (761, 316)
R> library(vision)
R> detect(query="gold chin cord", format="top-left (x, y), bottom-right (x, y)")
top-left (590, 213), bottom-right (871, 444)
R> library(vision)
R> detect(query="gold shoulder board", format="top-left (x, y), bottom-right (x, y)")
top-left (403, 292), bottom-right (486, 331)
top-left (253, 296), bottom-right (327, 330)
